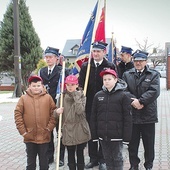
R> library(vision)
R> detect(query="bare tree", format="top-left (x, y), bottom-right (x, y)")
top-left (135, 37), bottom-right (155, 52)
top-left (135, 37), bottom-right (165, 67)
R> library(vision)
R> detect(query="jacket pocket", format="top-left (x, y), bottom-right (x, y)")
top-left (78, 121), bottom-right (91, 142)
top-left (24, 128), bottom-right (34, 141)
top-left (81, 120), bottom-right (91, 135)
top-left (42, 128), bottom-right (50, 141)
top-left (62, 125), bottom-right (73, 145)
top-left (142, 81), bottom-right (150, 88)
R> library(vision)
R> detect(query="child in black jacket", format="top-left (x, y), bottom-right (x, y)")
top-left (90, 69), bottom-right (132, 170)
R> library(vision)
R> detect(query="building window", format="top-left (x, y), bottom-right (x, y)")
top-left (73, 47), bottom-right (78, 55)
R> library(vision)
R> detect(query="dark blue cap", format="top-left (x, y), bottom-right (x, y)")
top-left (92, 41), bottom-right (108, 50)
top-left (132, 50), bottom-right (149, 56)
top-left (45, 46), bottom-right (59, 57)
top-left (133, 50), bottom-right (149, 61)
top-left (120, 46), bottom-right (133, 55)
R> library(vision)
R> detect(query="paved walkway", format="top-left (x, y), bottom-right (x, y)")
top-left (0, 78), bottom-right (170, 170)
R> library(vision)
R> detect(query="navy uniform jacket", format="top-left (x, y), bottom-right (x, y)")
top-left (122, 66), bottom-right (160, 124)
top-left (117, 61), bottom-right (134, 79)
top-left (40, 65), bottom-right (62, 103)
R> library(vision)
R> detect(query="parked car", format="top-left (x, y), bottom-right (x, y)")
top-left (154, 65), bottom-right (166, 78)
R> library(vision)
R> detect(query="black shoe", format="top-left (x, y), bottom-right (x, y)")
top-left (48, 158), bottom-right (54, 164)
top-left (146, 168), bottom-right (152, 170)
top-left (59, 160), bottom-right (64, 167)
top-left (85, 161), bottom-right (98, 169)
top-left (99, 163), bottom-right (107, 170)
top-left (129, 165), bottom-right (139, 170)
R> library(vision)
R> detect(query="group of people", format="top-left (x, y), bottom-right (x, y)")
top-left (14, 41), bottom-right (160, 170)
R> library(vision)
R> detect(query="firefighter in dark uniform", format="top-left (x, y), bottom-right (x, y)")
top-left (122, 50), bottom-right (160, 170)
top-left (78, 41), bottom-right (116, 170)
top-left (39, 47), bottom-right (65, 166)
top-left (117, 46), bottom-right (134, 78)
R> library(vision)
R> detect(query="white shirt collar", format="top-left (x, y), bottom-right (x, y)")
top-left (137, 68), bottom-right (144, 73)
top-left (48, 65), bottom-right (55, 74)
top-left (94, 60), bottom-right (103, 67)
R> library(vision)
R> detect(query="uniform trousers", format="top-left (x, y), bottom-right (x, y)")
top-left (25, 142), bottom-right (49, 170)
top-left (128, 123), bottom-right (155, 169)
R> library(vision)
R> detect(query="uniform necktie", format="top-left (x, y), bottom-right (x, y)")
top-left (48, 69), bottom-right (51, 78)
top-left (96, 63), bottom-right (99, 67)
top-left (138, 71), bottom-right (141, 77)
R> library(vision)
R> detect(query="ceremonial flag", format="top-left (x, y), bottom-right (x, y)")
top-left (56, 73), bottom-right (62, 102)
top-left (107, 33), bottom-right (117, 64)
top-left (107, 40), bottom-right (113, 62)
top-left (94, 6), bottom-right (105, 42)
top-left (58, 54), bottom-right (65, 66)
top-left (72, 1), bottom-right (98, 75)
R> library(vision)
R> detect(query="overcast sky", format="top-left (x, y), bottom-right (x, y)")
top-left (0, 0), bottom-right (170, 53)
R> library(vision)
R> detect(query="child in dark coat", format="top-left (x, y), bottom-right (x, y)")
top-left (90, 69), bottom-right (132, 170)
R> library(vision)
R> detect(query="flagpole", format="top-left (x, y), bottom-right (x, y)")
top-left (111, 32), bottom-right (114, 62)
top-left (56, 60), bottom-right (65, 170)
top-left (83, 0), bottom-right (102, 96)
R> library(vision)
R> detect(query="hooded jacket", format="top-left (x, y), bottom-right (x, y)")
top-left (14, 88), bottom-right (56, 144)
top-left (78, 58), bottom-right (116, 121)
top-left (90, 79), bottom-right (132, 143)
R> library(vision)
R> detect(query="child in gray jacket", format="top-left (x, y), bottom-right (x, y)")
top-left (54, 75), bottom-right (91, 170)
